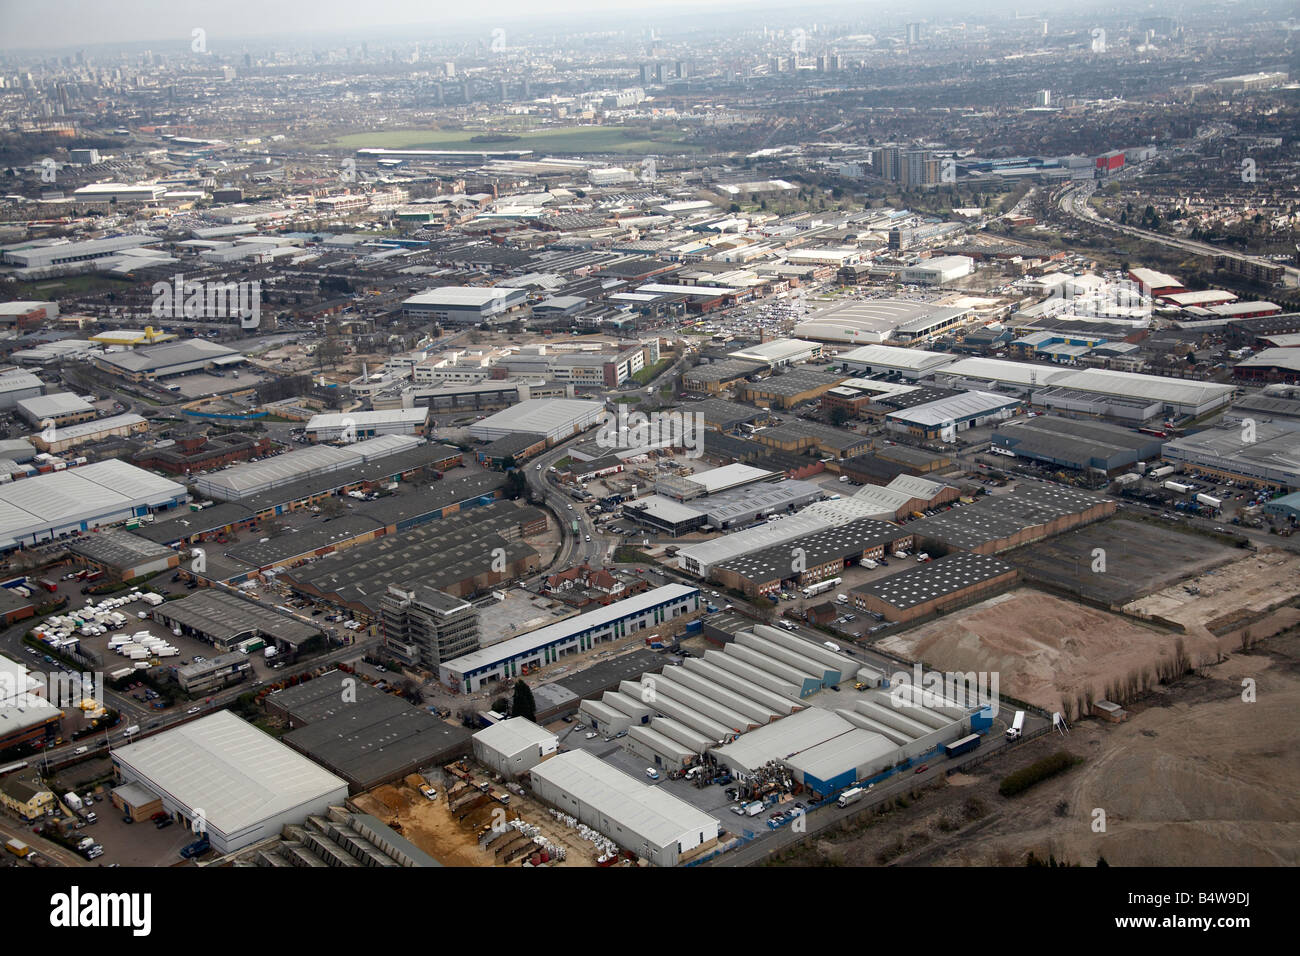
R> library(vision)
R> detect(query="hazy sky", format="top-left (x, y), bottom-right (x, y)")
top-left (1, 0), bottom-right (885, 52)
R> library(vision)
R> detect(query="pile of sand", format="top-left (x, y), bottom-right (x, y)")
top-left (878, 589), bottom-right (1213, 715)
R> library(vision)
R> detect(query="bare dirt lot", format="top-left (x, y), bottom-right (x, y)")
top-left (352, 772), bottom-right (597, 867)
top-left (877, 588), bottom-right (1199, 718)
top-left (773, 627), bottom-right (1300, 867)
top-left (1007, 516), bottom-right (1242, 605)
top-left (1124, 548), bottom-right (1300, 641)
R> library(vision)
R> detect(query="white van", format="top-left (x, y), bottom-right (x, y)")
top-left (835, 594), bottom-right (849, 605)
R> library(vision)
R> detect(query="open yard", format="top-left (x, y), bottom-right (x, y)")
top-left (1007, 516), bottom-right (1242, 605)
top-left (773, 626), bottom-right (1300, 868)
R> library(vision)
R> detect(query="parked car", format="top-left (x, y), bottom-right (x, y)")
top-left (584, 732), bottom-right (598, 740)
top-left (644, 768), bottom-right (660, 780)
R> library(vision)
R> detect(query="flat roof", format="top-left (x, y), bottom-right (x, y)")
top-left (67, 526), bottom-right (173, 568)
top-left (404, 286), bottom-right (526, 306)
top-left (854, 551), bottom-right (1016, 609)
top-left (155, 589), bottom-right (321, 646)
top-left (0, 460), bottom-right (186, 551)
top-left (712, 707), bottom-right (854, 771)
top-left (838, 343), bottom-right (957, 371)
top-left (97, 338), bottom-right (243, 374)
top-left (283, 697), bottom-right (471, 787)
top-left (442, 584), bottom-right (698, 675)
top-left (113, 711), bottom-right (347, 834)
top-left (528, 749), bottom-right (717, 851)
top-left (473, 717), bottom-right (557, 756)
top-left (470, 399), bottom-right (605, 434)
top-left (886, 390), bottom-right (1020, 427)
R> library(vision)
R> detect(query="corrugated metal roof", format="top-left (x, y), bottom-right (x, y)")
top-left (529, 750), bottom-right (717, 850)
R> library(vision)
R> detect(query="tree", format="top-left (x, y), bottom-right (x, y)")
top-left (828, 406), bottom-right (850, 427)
top-left (491, 696), bottom-right (509, 714)
top-left (512, 680), bottom-right (536, 722)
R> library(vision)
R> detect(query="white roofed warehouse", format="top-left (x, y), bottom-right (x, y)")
top-left (110, 711), bottom-right (349, 855)
top-left (0, 460), bottom-right (188, 553)
top-left (468, 399), bottom-right (605, 445)
top-left (472, 718), bottom-right (558, 779)
top-left (527, 749), bottom-right (719, 866)
top-left (402, 286), bottom-right (528, 325)
top-left (305, 408), bottom-right (429, 442)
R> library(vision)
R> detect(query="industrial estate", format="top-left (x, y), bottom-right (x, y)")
top-left (0, 0), bottom-right (1296, 885)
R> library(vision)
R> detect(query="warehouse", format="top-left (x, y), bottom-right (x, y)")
top-left (907, 484), bottom-right (1116, 554)
top-left (402, 286), bottom-right (528, 324)
top-left (683, 359), bottom-right (763, 394)
top-left (94, 338), bottom-right (245, 382)
top-left (305, 408), bottom-right (430, 442)
top-left (935, 359), bottom-right (1237, 418)
top-left (439, 584), bottom-right (700, 692)
top-left (737, 369), bottom-right (846, 409)
top-left (751, 419), bottom-right (871, 458)
top-left (176, 652), bottom-right (253, 694)
top-left (676, 513), bottom-right (836, 577)
top-left (0, 370), bottom-right (44, 410)
top-left (111, 711), bottom-right (349, 855)
top-left (655, 463), bottom-right (775, 501)
top-left (1234, 348), bottom-right (1300, 385)
top-left (685, 398), bottom-right (770, 431)
top-left (713, 518), bottom-right (913, 596)
top-left (836, 343), bottom-right (957, 380)
top-left (191, 434), bottom-right (425, 501)
top-left (899, 256), bottom-right (975, 286)
top-left (468, 399), bottom-right (605, 444)
top-left (727, 338), bottom-right (822, 368)
top-left (528, 749), bottom-right (719, 867)
top-left (796, 299), bottom-right (968, 346)
top-left (265, 672), bottom-right (391, 728)
top-left (67, 527), bottom-right (179, 580)
top-left (152, 589), bottom-right (322, 654)
top-left (1162, 423), bottom-right (1300, 490)
top-left (992, 416), bottom-right (1165, 473)
top-left (1, 235), bottom-right (151, 271)
top-left (281, 504), bottom-right (542, 615)
top-left (15, 392), bottom-right (94, 427)
top-left (472, 718), bottom-right (558, 779)
top-left (851, 552), bottom-right (1019, 622)
top-left (282, 695), bottom-right (471, 793)
top-left (0, 460), bottom-right (188, 553)
top-left (1263, 490), bottom-right (1300, 521)
top-left (885, 391), bottom-right (1022, 440)
top-left (32, 413), bottom-right (148, 453)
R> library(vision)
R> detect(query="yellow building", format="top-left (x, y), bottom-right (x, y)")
top-left (0, 774), bottom-right (55, 821)
top-left (88, 326), bottom-right (178, 347)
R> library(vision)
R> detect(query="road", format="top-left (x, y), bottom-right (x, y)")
top-left (1054, 177), bottom-right (1300, 286)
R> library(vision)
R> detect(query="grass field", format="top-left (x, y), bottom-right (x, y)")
top-left (330, 124), bottom-right (702, 155)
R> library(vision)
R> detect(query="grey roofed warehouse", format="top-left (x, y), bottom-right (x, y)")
top-left (151, 589), bottom-right (322, 650)
top-left (468, 398), bottom-right (606, 444)
top-left (281, 694), bottom-right (472, 793)
top-left (852, 552), bottom-right (1017, 612)
top-left (67, 527), bottom-right (177, 579)
top-left (992, 416), bottom-right (1166, 472)
top-left (191, 434), bottom-right (427, 501)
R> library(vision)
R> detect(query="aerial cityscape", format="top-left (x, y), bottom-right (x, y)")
top-left (0, 0), bottom-right (1295, 899)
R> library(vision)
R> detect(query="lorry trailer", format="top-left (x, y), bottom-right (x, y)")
top-left (944, 733), bottom-right (981, 758)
